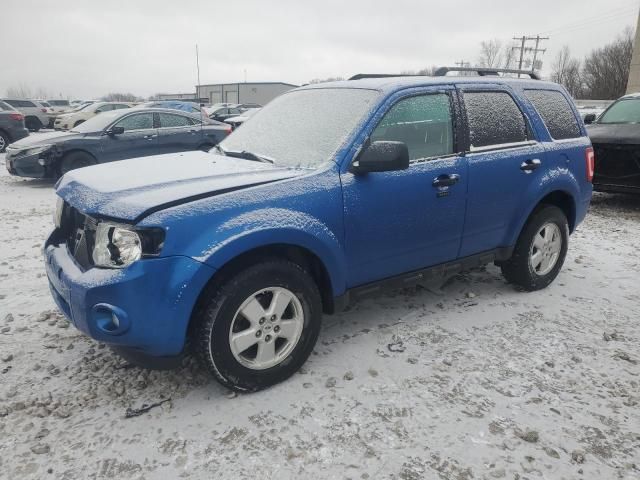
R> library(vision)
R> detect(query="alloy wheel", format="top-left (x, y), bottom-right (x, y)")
top-left (228, 287), bottom-right (304, 370)
top-left (529, 222), bottom-right (562, 276)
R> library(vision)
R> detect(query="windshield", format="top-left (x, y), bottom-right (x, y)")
top-left (71, 110), bottom-right (123, 133)
top-left (598, 98), bottom-right (640, 124)
top-left (219, 88), bottom-right (379, 168)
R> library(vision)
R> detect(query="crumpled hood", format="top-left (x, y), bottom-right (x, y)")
top-left (56, 151), bottom-right (305, 222)
top-left (10, 130), bottom-right (80, 148)
top-left (587, 123), bottom-right (640, 145)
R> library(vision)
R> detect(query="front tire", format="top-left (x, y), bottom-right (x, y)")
top-left (58, 151), bottom-right (96, 177)
top-left (500, 205), bottom-right (569, 291)
top-left (194, 259), bottom-right (322, 392)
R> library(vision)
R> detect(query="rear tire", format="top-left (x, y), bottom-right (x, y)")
top-left (0, 131), bottom-right (9, 153)
top-left (194, 259), bottom-right (322, 392)
top-left (500, 205), bottom-right (569, 291)
top-left (25, 117), bottom-right (41, 132)
top-left (58, 151), bottom-right (96, 176)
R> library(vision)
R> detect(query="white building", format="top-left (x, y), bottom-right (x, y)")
top-left (196, 82), bottom-right (297, 106)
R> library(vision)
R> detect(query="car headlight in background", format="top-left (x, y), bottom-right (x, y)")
top-left (92, 222), bottom-right (165, 268)
top-left (54, 196), bottom-right (64, 228)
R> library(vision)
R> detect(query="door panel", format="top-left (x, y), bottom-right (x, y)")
top-left (460, 144), bottom-right (545, 256)
top-left (341, 89), bottom-right (467, 288)
top-left (157, 113), bottom-right (202, 153)
top-left (99, 112), bottom-right (159, 162)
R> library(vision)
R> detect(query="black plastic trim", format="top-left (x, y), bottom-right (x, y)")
top-left (333, 247), bottom-right (513, 311)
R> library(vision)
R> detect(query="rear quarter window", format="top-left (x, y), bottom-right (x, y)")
top-left (463, 91), bottom-right (528, 148)
top-left (525, 89), bottom-right (581, 140)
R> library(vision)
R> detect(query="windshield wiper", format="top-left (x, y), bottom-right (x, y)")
top-left (223, 149), bottom-right (275, 164)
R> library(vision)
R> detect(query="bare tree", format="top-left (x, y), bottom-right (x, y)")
top-left (550, 46), bottom-right (583, 98)
top-left (6, 83), bottom-right (33, 98)
top-left (581, 27), bottom-right (634, 99)
top-left (309, 77), bottom-right (345, 84)
top-left (478, 39), bottom-right (503, 68)
top-left (502, 44), bottom-right (516, 69)
top-left (101, 92), bottom-right (140, 102)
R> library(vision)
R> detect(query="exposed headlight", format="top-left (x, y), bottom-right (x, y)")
top-left (92, 223), bottom-right (142, 268)
top-left (21, 144), bottom-right (53, 157)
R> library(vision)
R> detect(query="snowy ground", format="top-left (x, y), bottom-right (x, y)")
top-left (0, 134), bottom-right (639, 479)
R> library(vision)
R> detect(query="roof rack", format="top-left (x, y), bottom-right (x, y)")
top-left (348, 73), bottom-right (420, 80)
top-left (433, 67), bottom-right (541, 80)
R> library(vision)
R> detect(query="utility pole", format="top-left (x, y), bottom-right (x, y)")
top-left (513, 35), bottom-right (549, 77)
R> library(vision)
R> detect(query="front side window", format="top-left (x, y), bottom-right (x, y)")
top-left (525, 89), bottom-right (581, 140)
top-left (371, 93), bottom-right (454, 161)
top-left (159, 113), bottom-right (192, 128)
top-left (598, 98), bottom-right (640, 124)
top-left (113, 113), bottom-right (154, 131)
top-left (464, 91), bottom-right (528, 148)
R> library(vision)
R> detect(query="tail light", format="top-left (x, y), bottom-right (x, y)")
top-left (225, 126), bottom-right (232, 135)
top-left (585, 146), bottom-right (595, 182)
top-left (41, 108), bottom-right (48, 113)
top-left (9, 113), bottom-right (24, 121)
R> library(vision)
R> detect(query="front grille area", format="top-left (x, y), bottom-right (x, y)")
top-left (59, 202), bottom-right (96, 270)
top-left (593, 143), bottom-right (640, 188)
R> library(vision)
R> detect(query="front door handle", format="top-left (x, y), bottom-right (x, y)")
top-left (520, 158), bottom-right (541, 172)
top-left (143, 134), bottom-right (157, 140)
top-left (189, 129), bottom-right (198, 134)
top-left (432, 173), bottom-right (460, 187)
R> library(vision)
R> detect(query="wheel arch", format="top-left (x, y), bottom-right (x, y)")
top-left (193, 242), bottom-right (339, 320)
top-left (508, 188), bottom-right (577, 248)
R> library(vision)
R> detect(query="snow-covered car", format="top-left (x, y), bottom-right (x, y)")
top-left (224, 108), bottom-right (260, 129)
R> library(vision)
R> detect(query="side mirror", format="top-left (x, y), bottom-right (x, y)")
top-left (106, 126), bottom-right (125, 136)
top-left (351, 141), bottom-right (410, 174)
top-left (584, 113), bottom-right (596, 124)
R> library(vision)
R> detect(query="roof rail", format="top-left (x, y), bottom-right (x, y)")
top-left (433, 67), bottom-right (541, 80)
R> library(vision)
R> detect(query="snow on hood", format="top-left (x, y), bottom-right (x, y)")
top-left (587, 123), bottom-right (640, 145)
top-left (56, 151), bottom-right (304, 222)
top-left (10, 130), bottom-right (77, 148)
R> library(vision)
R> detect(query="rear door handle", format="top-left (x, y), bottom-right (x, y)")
top-left (143, 134), bottom-right (157, 140)
top-left (189, 129), bottom-right (198, 134)
top-left (520, 158), bottom-right (541, 172)
top-left (432, 173), bottom-right (460, 187)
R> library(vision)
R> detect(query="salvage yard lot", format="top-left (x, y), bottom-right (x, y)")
top-left (0, 135), bottom-right (639, 479)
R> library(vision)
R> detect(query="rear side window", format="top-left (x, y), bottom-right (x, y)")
top-left (371, 93), bottom-right (454, 160)
top-left (159, 113), bottom-right (193, 128)
top-left (463, 91), bottom-right (528, 148)
top-left (113, 104), bottom-right (130, 110)
top-left (525, 90), bottom-right (581, 140)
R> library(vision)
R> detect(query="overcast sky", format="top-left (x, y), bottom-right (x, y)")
top-left (2, 0), bottom-right (638, 99)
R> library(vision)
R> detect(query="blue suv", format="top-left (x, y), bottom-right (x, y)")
top-left (44, 68), bottom-right (593, 391)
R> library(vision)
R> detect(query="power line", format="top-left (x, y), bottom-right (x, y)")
top-left (538, 4), bottom-right (637, 35)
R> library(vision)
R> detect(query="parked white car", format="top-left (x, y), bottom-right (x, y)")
top-left (1, 99), bottom-right (50, 131)
top-left (47, 99), bottom-right (72, 114)
top-left (54, 101), bottom-right (132, 130)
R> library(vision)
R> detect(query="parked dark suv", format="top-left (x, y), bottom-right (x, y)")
top-left (45, 68), bottom-right (593, 392)
top-left (0, 101), bottom-right (29, 153)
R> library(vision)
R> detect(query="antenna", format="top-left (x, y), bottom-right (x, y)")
top-left (196, 44), bottom-right (204, 133)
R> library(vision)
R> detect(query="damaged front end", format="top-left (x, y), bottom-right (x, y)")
top-left (592, 143), bottom-right (640, 194)
top-left (5, 144), bottom-right (63, 178)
